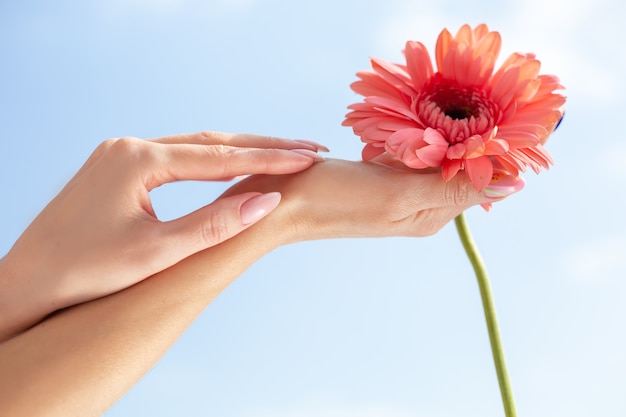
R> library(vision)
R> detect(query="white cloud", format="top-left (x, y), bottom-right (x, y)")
top-left (374, 3), bottom-right (459, 61)
top-left (98, 0), bottom-right (257, 19)
top-left (597, 141), bottom-right (626, 179)
top-left (375, 0), bottom-right (623, 103)
top-left (562, 235), bottom-right (626, 281)
top-left (242, 405), bottom-right (415, 417)
top-left (103, 0), bottom-right (186, 16)
top-left (212, 0), bottom-right (257, 13)
top-left (503, 0), bottom-right (620, 103)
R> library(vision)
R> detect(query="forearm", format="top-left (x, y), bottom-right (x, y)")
top-left (0, 218), bottom-right (284, 417)
top-left (0, 133), bottom-right (323, 344)
top-left (0, 251), bottom-right (61, 343)
top-left (0, 159), bottom-right (495, 416)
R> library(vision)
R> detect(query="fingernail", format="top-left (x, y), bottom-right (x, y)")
top-left (290, 148), bottom-right (325, 162)
top-left (294, 139), bottom-right (330, 152)
top-left (483, 172), bottom-right (525, 199)
top-left (240, 192), bottom-right (282, 225)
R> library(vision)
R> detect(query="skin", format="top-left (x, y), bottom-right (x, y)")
top-left (0, 132), bottom-right (508, 417)
top-left (0, 131), bottom-right (325, 343)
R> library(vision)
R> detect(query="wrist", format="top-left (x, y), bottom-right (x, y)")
top-left (225, 161), bottom-right (354, 245)
top-left (249, 199), bottom-right (302, 248)
top-left (262, 174), bottom-right (341, 245)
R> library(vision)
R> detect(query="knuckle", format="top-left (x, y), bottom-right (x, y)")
top-left (444, 179), bottom-right (472, 207)
top-left (99, 137), bottom-right (119, 149)
top-left (198, 131), bottom-right (221, 143)
top-left (205, 144), bottom-right (239, 176)
top-left (199, 211), bottom-right (233, 247)
top-left (264, 135), bottom-right (281, 143)
top-left (92, 137), bottom-right (121, 157)
top-left (111, 136), bottom-right (161, 166)
top-left (207, 143), bottom-right (230, 156)
top-left (111, 136), bottom-right (143, 154)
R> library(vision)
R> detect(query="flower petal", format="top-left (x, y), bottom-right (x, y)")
top-left (378, 118), bottom-right (419, 131)
top-left (344, 23), bottom-right (566, 187)
top-left (415, 128), bottom-right (448, 166)
top-left (435, 28), bottom-right (453, 73)
top-left (405, 41), bottom-right (434, 89)
top-left (464, 135), bottom-right (486, 158)
top-left (473, 30), bottom-right (501, 61)
top-left (442, 159), bottom-right (463, 181)
top-left (386, 128), bottom-right (425, 154)
top-left (350, 73), bottom-right (407, 101)
top-left (371, 58), bottom-right (416, 96)
top-left (385, 128), bottom-right (433, 169)
top-left (497, 124), bottom-right (548, 148)
top-left (484, 138), bottom-right (509, 155)
top-left (454, 24), bottom-right (474, 44)
top-left (362, 143), bottom-right (386, 160)
top-left (446, 143), bottom-right (466, 159)
top-left (423, 127), bottom-right (448, 146)
top-left (415, 145), bottom-right (447, 167)
top-left (465, 156), bottom-right (494, 191)
top-left (489, 65), bottom-right (521, 110)
top-left (365, 96), bottom-right (418, 122)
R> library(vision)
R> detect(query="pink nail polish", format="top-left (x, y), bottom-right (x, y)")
top-left (484, 172), bottom-right (525, 199)
top-left (293, 139), bottom-right (330, 152)
top-left (290, 149), bottom-right (325, 161)
top-left (240, 192), bottom-right (282, 225)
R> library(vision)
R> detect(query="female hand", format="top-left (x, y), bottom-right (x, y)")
top-left (0, 151), bottom-right (520, 417)
top-left (223, 158), bottom-right (520, 245)
top-left (0, 131), bottom-right (326, 341)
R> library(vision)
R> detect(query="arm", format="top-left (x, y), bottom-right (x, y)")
top-left (0, 131), bottom-right (325, 342)
top-left (0, 216), bottom-right (279, 417)
top-left (0, 159), bottom-right (506, 417)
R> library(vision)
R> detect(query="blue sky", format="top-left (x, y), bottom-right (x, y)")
top-left (1, 0), bottom-right (625, 416)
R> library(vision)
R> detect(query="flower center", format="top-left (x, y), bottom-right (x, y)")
top-left (430, 86), bottom-right (481, 120)
top-left (415, 74), bottom-right (500, 144)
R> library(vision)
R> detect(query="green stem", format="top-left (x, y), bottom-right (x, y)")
top-left (454, 212), bottom-right (517, 417)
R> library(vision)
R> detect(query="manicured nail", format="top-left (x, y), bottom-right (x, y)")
top-left (290, 148), bottom-right (325, 161)
top-left (240, 192), bottom-right (282, 225)
top-left (484, 172), bottom-right (525, 199)
top-left (294, 139), bottom-right (330, 152)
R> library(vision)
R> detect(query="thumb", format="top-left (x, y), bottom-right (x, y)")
top-left (158, 191), bottom-right (282, 260)
top-left (441, 171), bottom-right (525, 208)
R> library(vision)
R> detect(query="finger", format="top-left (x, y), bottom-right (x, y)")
top-left (394, 205), bottom-right (466, 237)
top-left (439, 173), bottom-right (488, 208)
top-left (149, 131), bottom-right (330, 152)
top-left (145, 143), bottom-right (323, 189)
top-left (397, 171), bottom-right (487, 210)
top-left (431, 171), bottom-right (524, 209)
top-left (156, 192), bottom-right (281, 263)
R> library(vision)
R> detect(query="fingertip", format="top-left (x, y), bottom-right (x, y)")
top-left (240, 192), bottom-right (282, 225)
top-left (290, 149), bottom-right (326, 162)
top-left (483, 173), bottom-right (525, 199)
top-left (447, 170), bottom-right (525, 208)
top-left (160, 192), bottom-right (275, 256)
top-left (293, 139), bottom-right (331, 153)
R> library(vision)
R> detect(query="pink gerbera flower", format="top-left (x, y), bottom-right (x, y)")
top-left (343, 23), bottom-right (566, 192)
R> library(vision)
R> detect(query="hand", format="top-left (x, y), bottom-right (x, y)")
top-left (223, 158), bottom-right (516, 245)
top-left (0, 131), bottom-right (326, 341)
